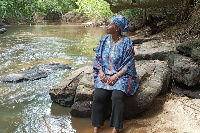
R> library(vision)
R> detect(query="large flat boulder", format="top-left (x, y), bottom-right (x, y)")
top-left (124, 60), bottom-right (170, 119)
top-left (134, 41), bottom-right (176, 61)
top-left (50, 60), bottom-right (171, 119)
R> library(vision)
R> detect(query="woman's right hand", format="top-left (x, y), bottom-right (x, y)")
top-left (99, 69), bottom-right (106, 83)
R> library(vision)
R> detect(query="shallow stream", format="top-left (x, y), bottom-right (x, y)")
top-left (0, 23), bottom-right (105, 133)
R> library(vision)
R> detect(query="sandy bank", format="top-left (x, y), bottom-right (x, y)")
top-left (77, 94), bottom-right (200, 133)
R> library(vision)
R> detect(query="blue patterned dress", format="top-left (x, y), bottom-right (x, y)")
top-left (93, 34), bottom-right (139, 96)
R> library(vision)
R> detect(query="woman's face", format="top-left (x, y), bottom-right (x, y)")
top-left (106, 20), bottom-right (119, 34)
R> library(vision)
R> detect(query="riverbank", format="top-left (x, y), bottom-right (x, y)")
top-left (123, 25), bottom-right (200, 133)
top-left (123, 22), bottom-right (200, 132)
top-left (122, 94), bottom-right (200, 133)
top-left (76, 94), bottom-right (200, 133)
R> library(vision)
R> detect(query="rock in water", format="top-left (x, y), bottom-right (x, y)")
top-left (0, 63), bottom-right (71, 82)
top-left (0, 28), bottom-right (7, 34)
top-left (49, 66), bottom-right (92, 107)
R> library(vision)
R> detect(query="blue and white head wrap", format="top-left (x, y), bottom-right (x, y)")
top-left (111, 15), bottom-right (129, 35)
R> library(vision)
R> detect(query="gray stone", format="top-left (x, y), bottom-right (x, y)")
top-left (0, 73), bottom-right (25, 82)
top-left (171, 84), bottom-right (200, 99)
top-left (49, 66), bottom-right (92, 107)
top-left (172, 54), bottom-right (200, 86)
top-left (124, 60), bottom-right (170, 119)
top-left (0, 63), bottom-right (70, 82)
top-left (71, 73), bottom-right (94, 117)
top-left (176, 39), bottom-right (200, 56)
top-left (176, 39), bottom-right (200, 62)
top-left (74, 70), bottom-right (94, 102)
top-left (0, 28), bottom-right (7, 34)
top-left (75, 83), bottom-right (94, 102)
top-left (132, 38), bottom-right (158, 44)
top-left (134, 41), bottom-right (176, 61)
top-left (50, 60), bottom-right (170, 119)
top-left (70, 101), bottom-right (92, 117)
top-left (192, 47), bottom-right (200, 62)
top-left (24, 71), bottom-right (48, 80)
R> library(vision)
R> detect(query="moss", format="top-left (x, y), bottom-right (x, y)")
top-left (191, 47), bottom-right (200, 62)
top-left (167, 53), bottom-right (179, 68)
top-left (176, 39), bottom-right (200, 56)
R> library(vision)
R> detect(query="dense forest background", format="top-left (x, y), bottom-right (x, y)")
top-left (0, 0), bottom-right (113, 24)
top-left (0, 0), bottom-right (199, 40)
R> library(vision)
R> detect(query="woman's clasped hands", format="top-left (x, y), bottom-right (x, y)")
top-left (99, 70), bottom-right (118, 86)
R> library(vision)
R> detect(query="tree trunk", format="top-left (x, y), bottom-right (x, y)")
top-left (142, 8), bottom-right (147, 24)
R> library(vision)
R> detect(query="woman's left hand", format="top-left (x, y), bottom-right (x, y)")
top-left (107, 74), bottom-right (118, 86)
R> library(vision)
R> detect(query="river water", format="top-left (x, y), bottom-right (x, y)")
top-left (0, 23), bottom-right (106, 133)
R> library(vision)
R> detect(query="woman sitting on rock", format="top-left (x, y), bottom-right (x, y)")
top-left (92, 15), bottom-right (139, 133)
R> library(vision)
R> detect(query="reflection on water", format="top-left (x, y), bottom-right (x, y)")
top-left (0, 23), bottom-right (105, 133)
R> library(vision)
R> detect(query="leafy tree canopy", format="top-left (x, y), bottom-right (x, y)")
top-left (0, 0), bottom-right (76, 24)
top-left (75, 0), bottom-right (113, 22)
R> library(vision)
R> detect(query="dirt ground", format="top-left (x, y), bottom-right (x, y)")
top-left (122, 94), bottom-right (200, 133)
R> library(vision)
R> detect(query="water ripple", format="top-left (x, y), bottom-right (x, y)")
top-left (0, 24), bottom-right (104, 133)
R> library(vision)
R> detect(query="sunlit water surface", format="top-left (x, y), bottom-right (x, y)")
top-left (0, 23), bottom-right (106, 133)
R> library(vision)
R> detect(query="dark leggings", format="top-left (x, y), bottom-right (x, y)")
top-left (91, 88), bottom-right (125, 129)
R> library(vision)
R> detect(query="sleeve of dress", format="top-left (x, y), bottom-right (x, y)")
top-left (118, 39), bottom-right (137, 77)
top-left (93, 38), bottom-right (103, 70)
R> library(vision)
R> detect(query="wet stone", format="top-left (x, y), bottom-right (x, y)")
top-left (0, 28), bottom-right (7, 34)
top-left (0, 73), bottom-right (25, 82)
top-left (0, 63), bottom-right (71, 82)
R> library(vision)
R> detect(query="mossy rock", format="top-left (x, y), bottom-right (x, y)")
top-left (176, 39), bottom-right (200, 57)
top-left (191, 47), bottom-right (200, 62)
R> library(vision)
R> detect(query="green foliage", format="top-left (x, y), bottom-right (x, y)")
top-left (147, 7), bottom-right (157, 14)
top-left (1, 0), bottom-right (39, 23)
top-left (191, 47), bottom-right (200, 62)
top-left (175, 39), bottom-right (200, 62)
top-left (197, 0), bottom-right (200, 5)
top-left (40, 0), bottom-right (76, 14)
top-left (176, 39), bottom-right (200, 56)
top-left (119, 8), bottom-right (142, 20)
top-left (76, 0), bottom-right (113, 22)
top-left (0, 1), bottom-right (7, 19)
top-left (0, 0), bottom-right (76, 24)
